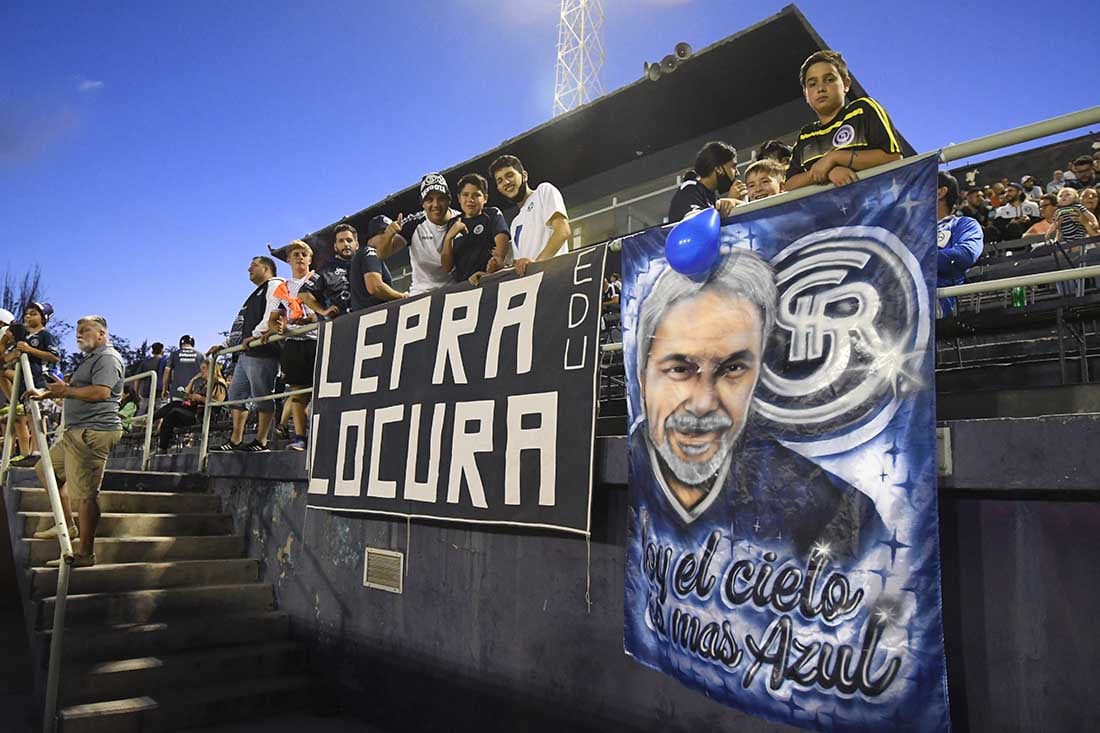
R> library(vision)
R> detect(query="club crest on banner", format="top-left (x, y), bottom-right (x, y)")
top-left (754, 226), bottom-right (930, 456)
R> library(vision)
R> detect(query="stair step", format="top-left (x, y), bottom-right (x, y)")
top-left (15, 488), bottom-right (220, 514)
top-left (62, 641), bottom-right (303, 706)
top-left (103, 470), bottom-right (208, 493)
top-left (150, 674), bottom-right (312, 731)
top-left (40, 583), bottom-right (275, 628)
top-left (59, 676), bottom-right (310, 733)
top-left (24, 534), bottom-right (245, 567)
top-left (58, 696), bottom-right (158, 733)
top-left (20, 511), bottom-right (233, 538)
top-left (42, 610), bottom-right (290, 661)
top-left (29, 558), bottom-right (260, 598)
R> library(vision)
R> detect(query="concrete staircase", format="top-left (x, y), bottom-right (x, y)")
top-left (2, 469), bottom-right (311, 732)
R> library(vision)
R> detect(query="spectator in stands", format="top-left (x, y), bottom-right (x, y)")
top-left (135, 342), bottom-right (167, 418)
top-left (1, 302), bottom-right (60, 467)
top-left (373, 174), bottom-right (461, 295)
top-left (994, 182), bottom-right (1040, 240)
top-left (786, 50), bottom-right (903, 191)
top-left (1021, 176), bottom-right (1043, 200)
top-left (1065, 155), bottom-right (1099, 190)
top-left (300, 224), bottom-right (357, 318)
top-left (755, 140), bottom-right (793, 167)
top-left (154, 360), bottom-right (226, 453)
top-left (935, 172), bottom-right (984, 318)
top-left (602, 274), bottom-right (621, 308)
top-left (31, 315), bottom-right (124, 569)
top-left (1049, 187), bottom-right (1100, 243)
top-left (1081, 187), bottom-right (1099, 223)
top-left (667, 142), bottom-right (744, 223)
top-left (267, 240), bottom-right (318, 452)
top-left (350, 220), bottom-right (407, 311)
top-left (161, 335), bottom-right (204, 403)
top-left (1047, 170), bottom-right (1065, 194)
top-left (207, 256), bottom-right (284, 452)
top-left (988, 182), bottom-right (1004, 207)
top-left (962, 187), bottom-right (994, 225)
top-left (489, 155), bottom-right (572, 276)
top-left (744, 158), bottom-right (786, 202)
top-left (119, 389), bottom-right (138, 431)
top-left (1025, 194), bottom-right (1058, 238)
top-left (441, 173), bottom-right (511, 285)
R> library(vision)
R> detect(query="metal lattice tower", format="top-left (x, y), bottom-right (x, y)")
top-left (553, 0), bottom-right (605, 117)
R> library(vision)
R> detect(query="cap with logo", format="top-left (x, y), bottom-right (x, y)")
top-left (419, 173), bottom-right (449, 202)
top-left (179, 335), bottom-right (195, 346)
top-left (28, 301), bottom-right (54, 323)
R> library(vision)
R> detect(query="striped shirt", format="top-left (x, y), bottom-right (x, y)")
top-left (787, 97), bottom-right (901, 177)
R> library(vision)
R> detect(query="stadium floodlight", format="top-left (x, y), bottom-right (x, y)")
top-left (553, 0), bottom-right (605, 117)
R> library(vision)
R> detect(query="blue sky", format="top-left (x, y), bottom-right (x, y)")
top-left (2, 0), bottom-right (1096, 351)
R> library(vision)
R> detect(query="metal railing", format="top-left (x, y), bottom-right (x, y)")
top-left (190, 106), bottom-right (1100, 458)
top-left (196, 331), bottom-right (319, 470)
top-left (0, 355), bottom-right (75, 733)
top-left (123, 370), bottom-right (157, 470)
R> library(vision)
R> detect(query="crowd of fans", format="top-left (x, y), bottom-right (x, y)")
top-left (953, 152), bottom-right (1100, 245)
top-left (5, 49), bottom-right (1094, 466)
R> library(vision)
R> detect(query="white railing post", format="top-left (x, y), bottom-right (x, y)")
top-left (141, 372), bottom-right (156, 470)
top-left (14, 355), bottom-right (74, 733)
top-left (197, 357), bottom-right (217, 471)
top-left (1, 360), bottom-right (23, 481)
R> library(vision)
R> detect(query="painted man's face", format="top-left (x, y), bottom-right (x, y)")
top-left (643, 289), bottom-right (764, 498)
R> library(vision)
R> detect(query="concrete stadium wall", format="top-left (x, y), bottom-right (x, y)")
top-left (203, 416), bottom-right (1100, 732)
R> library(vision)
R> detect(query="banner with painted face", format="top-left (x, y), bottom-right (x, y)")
top-left (622, 155), bottom-right (950, 731)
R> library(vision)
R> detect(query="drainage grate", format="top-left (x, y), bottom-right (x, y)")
top-left (363, 547), bottom-right (404, 594)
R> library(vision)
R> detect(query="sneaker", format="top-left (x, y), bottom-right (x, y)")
top-left (274, 424), bottom-right (291, 440)
top-left (47, 553), bottom-right (95, 568)
top-left (214, 440), bottom-right (241, 452)
top-left (239, 440), bottom-right (269, 453)
top-left (12, 453), bottom-right (40, 468)
top-left (287, 437), bottom-right (306, 451)
top-left (33, 524), bottom-right (78, 540)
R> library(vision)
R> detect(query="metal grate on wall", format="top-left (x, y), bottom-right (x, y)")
top-left (363, 547), bottom-right (404, 594)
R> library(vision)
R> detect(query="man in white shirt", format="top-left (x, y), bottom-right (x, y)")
top-left (994, 182), bottom-right (1040, 240)
top-left (373, 173), bottom-right (461, 296)
top-left (489, 155), bottom-right (571, 276)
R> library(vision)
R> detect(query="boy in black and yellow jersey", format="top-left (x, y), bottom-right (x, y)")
top-left (786, 50), bottom-right (903, 191)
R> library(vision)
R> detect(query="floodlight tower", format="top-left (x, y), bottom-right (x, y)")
top-left (553, 0), bottom-right (605, 117)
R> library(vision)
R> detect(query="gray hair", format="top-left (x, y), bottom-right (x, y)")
top-left (636, 248), bottom-right (777, 385)
top-left (77, 315), bottom-right (109, 332)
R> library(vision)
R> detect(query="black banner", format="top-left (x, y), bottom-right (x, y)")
top-left (307, 245), bottom-right (607, 534)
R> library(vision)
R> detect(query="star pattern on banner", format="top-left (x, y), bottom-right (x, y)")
top-left (877, 529), bottom-right (911, 567)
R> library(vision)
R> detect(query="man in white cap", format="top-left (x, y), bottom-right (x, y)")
top-left (371, 173), bottom-right (461, 296)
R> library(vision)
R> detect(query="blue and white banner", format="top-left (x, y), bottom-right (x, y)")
top-left (622, 155), bottom-right (950, 731)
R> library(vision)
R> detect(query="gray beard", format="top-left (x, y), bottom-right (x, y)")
top-left (651, 416), bottom-right (742, 488)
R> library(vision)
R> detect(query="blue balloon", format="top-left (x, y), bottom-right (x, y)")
top-left (665, 208), bottom-right (720, 276)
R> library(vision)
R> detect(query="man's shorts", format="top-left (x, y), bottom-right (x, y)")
top-left (226, 353), bottom-right (279, 413)
top-left (49, 428), bottom-right (124, 501)
top-left (279, 339), bottom-right (317, 388)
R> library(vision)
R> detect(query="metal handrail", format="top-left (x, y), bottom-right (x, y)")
top-left (121, 370), bottom-right (157, 470)
top-left (196, 326), bottom-right (319, 469)
top-left (0, 355), bottom-right (75, 733)
top-left (190, 107), bottom-right (1100, 461)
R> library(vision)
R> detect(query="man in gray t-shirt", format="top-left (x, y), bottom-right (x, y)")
top-left (32, 315), bottom-right (124, 568)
